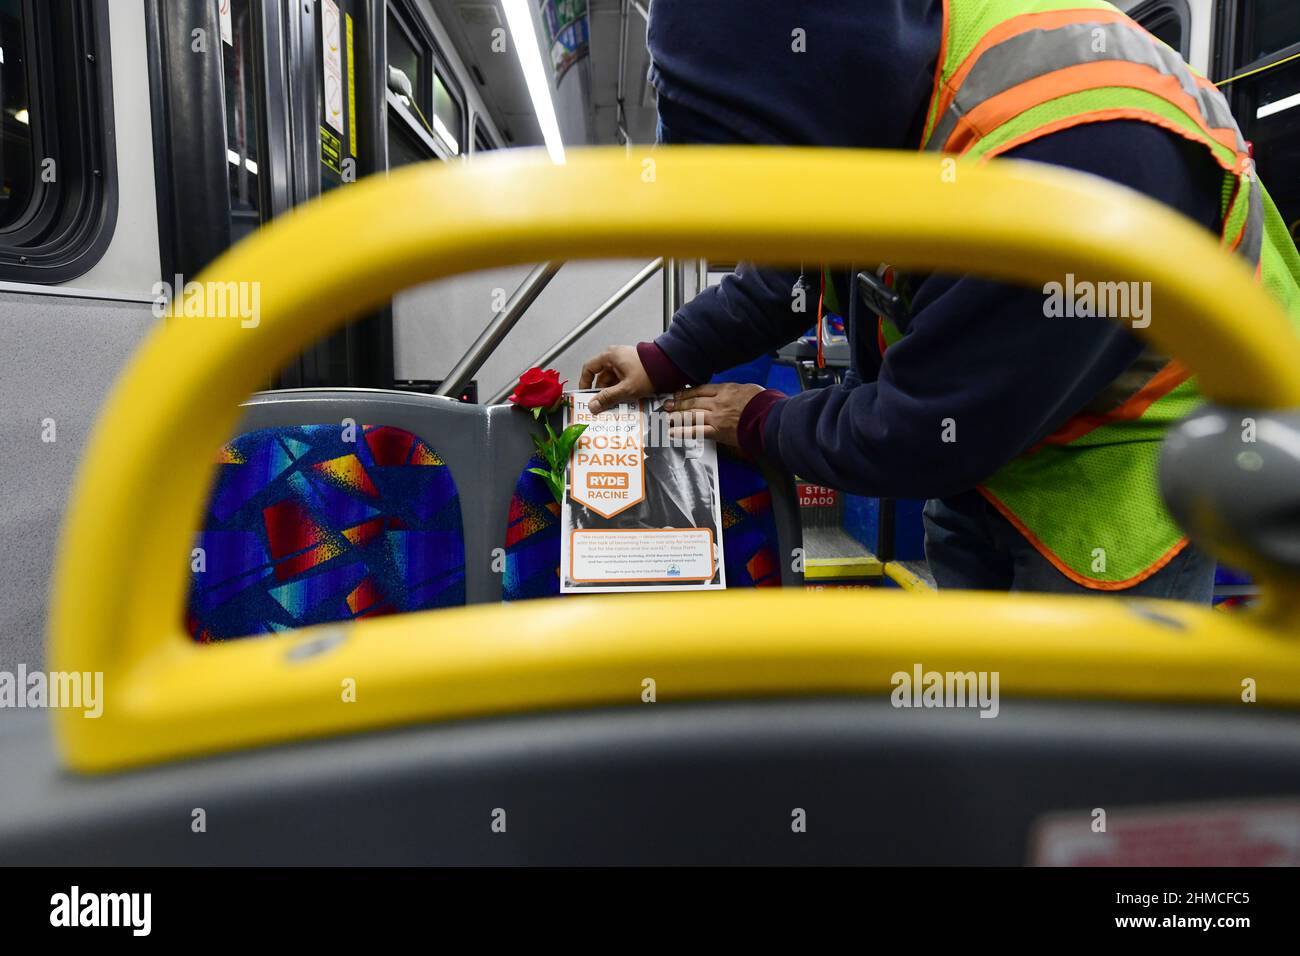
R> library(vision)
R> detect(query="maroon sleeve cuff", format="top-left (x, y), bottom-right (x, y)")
top-left (636, 341), bottom-right (694, 393)
top-left (737, 389), bottom-right (786, 459)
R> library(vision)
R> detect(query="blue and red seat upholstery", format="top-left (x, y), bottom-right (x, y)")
top-left (188, 424), bottom-right (465, 641)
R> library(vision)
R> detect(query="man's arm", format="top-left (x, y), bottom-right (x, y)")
top-left (582, 263), bottom-right (818, 413)
top-left (642, 263), bottom-right (813, 391)
top-left (744, 121), bottom-right (1226, 496)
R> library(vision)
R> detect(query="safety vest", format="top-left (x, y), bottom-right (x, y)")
top-left (883, 0), bottom-right (1300, 588)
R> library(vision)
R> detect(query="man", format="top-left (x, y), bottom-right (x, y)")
top-left (580, 0), bottom-right (1300, 602)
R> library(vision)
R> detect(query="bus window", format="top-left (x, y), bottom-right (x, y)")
top-left (1234, 58), bottom-right (1300, 239)
top-left (1222, 0), bottom-right (1300, 241)
top-left (387, 10), bottom-right (428, 118)
top-left (0, 0), bottom-right (113, 282)
top-left (1241, 0), bottom-right (1300, 66)
top-left (223, 0), bottom-right (263, 244)
top-left (386, 0), bottom-right (462, 162)
top-left (0, 0), bottom-right (35, 231)
top-left (432, 69), bottom-right (462, 155)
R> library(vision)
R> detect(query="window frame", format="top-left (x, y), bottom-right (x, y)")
top-left (1215, 0), bottom-right (1300, 79)
top-left (1213, 0), bottom-right (1300, 121)
top-left (430, 59), bottom-right (465, 156)
top-left (1128, 0), bottom-right (1193, 59)
top-left (385, 0), bottom-right (465, 161)
top-left (0, 0), bottom-right (117, 283)
top-left (471, 115), bottom-right (499, 155)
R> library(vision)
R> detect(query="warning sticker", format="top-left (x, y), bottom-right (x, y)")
top-left (320, 126), bottom-right (342, 175)
top-left (1030, 799), bottom-right (1300, 866)
top-left (797, 482), bottom-right (838, 508)
top-left (321, 0), bottom-right (345, 135)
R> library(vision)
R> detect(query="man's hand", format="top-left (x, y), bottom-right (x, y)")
top-left (580, 345), bottom-right (655, 415)
top-left (663, 383), bottom-right (765, 448)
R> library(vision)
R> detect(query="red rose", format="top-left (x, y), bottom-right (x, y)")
top-left (509, 367), bottom-right (565, 409)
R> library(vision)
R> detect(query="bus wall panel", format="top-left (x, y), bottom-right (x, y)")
top-left (0, 295), bottom-right (155, 669)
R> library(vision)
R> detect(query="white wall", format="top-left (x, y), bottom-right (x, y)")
top-left (0, 2), bottom-right (164, 669)
top-left (393, 258), bottom-right (666, 401)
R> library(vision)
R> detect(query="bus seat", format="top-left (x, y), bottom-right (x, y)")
top-left (188, 389), bottom-right (806, 640)
top-left (188, 390), bottom-right (478, 641)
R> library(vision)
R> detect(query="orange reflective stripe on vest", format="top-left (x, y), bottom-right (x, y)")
top-left (920, 6), bottom-right (1264, 274)
top-left (925, 14), bottom-right (1245, 157)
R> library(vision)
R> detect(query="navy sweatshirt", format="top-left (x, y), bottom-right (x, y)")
top-left (642, 0), bottom-right (1224, 499)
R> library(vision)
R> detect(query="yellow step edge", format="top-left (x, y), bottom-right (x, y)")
top-left (884, 561), bottom-right (935, 592)
top-left (805, 555), bottom-right (886, 580)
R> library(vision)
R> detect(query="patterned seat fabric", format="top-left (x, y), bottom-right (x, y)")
top-left (503, 454), bottom-right (564, 601)
top-left (502, 449), bottom-right (782, 600)
top-left (716, 452), bottom-right (782, 587)
top-left (188, 424), bottom-right (465, 642)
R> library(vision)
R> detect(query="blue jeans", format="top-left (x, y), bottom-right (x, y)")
top-left (922, 491), bottom-right (1216, 603)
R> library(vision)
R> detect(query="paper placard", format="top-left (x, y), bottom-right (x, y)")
top-left (560, 392), bottom-right (725, 593)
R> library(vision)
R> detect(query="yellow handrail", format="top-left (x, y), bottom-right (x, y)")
top-left (48, 148), bottom-right (1300, 771)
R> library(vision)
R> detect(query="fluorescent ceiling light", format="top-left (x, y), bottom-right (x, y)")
top-left (501, 0), bottom-right (565, 164)
top-left (1257, 91), bottom-right (1300, 120)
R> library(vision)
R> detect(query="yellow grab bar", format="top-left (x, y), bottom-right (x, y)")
top-left (48, 148), bottom-right (1300, 771)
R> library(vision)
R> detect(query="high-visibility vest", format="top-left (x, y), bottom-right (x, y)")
top-left (882, 0), bottom-right (1300, 588)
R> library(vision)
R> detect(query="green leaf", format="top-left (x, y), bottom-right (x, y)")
top-left (559, 422), bottom-right (588, 444)
top-left (531, 406), bottom-right (542, 420)
top-left (545, 472), bottom-right (565, 506)
top-left (526, 467), bottom-right (552, 480)
top-left (552, 422), bottom-right (588, 463)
